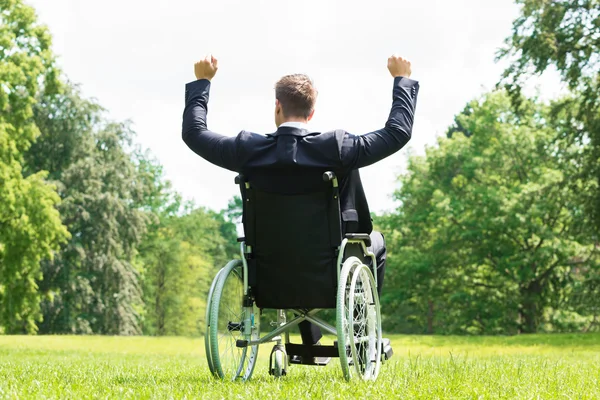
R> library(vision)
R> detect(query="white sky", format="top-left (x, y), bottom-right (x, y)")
top-left (27, 0), bottom-right (564, 213)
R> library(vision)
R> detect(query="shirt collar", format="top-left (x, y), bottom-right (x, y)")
top-left (279, 121), bottom-right (308, 130)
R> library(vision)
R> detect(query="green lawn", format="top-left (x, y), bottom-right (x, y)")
top-left (1, 333), bottom-right (599, 399)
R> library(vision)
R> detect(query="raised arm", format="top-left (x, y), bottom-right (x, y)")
top-left (340, 55), bottom-right (419, 170)
top-left (182, 55), bottom-right (239, 172)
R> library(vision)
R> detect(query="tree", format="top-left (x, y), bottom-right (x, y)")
top-left (27, 79), bottom-right (239, 336)
top-left (382, 91), bottom-right (600, 334)
top-left (141, 205), bottom-right (232, 336)
top-left (26, 83), bottom-right (160, 335)
top-left (499, 0), bottom-right (600, 228)
top-left (216, 195), bottom-right (243, 259)
top-left (0, 0), bottom-right (68, 333)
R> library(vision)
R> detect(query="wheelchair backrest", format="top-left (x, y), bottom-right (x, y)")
top-left (237, 172), bottom-right (342, 309)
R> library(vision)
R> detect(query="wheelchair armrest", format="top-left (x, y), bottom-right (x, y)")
top-left (344, 233), bottom-right (371, 247)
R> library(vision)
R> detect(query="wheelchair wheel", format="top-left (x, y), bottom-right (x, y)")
top-left (205, 266), bottom-right (225, 375)
top-left (209, 260), bottom-right (259, 381)
top-left (336, 257), bottom-right (382, 381)
top-left (269, 344), bottom-right (287, 378)
top-left (348, 264), bottom-right (382, 380)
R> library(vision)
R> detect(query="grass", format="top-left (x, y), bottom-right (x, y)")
top-left (1, 333), bottom-right (599, 399)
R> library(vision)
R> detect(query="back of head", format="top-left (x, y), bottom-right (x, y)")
top-left (275, 74), bottom-right (317, 120)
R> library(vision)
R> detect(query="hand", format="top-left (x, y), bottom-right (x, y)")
top-left (387, 55), bottom-right (411, 78)
top-left (194, 55), bottom-right (218, 81)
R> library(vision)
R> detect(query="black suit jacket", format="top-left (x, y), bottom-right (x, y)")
top-left (182, 76), bottom-right (419, 234)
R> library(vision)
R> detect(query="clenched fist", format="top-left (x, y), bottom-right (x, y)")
top-left (387, 55), bottom-right (411, 78)
top-left (194, 55), bottom-right (219, 81)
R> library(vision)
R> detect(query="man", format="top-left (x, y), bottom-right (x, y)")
top-left (183, 54), bottom-right (418, 354)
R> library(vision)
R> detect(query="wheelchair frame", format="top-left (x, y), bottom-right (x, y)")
top-left (205, 172), bottom-right (384, 382)
top-left (237, 236), bottom-right (377, 340)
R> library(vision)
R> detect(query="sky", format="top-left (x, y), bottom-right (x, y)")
top-left (27, 0), bottom-right (563, 213)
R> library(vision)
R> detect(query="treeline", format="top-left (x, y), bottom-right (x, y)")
top-left (0, 0), bottom-right (237, 335)
top-left (30, 85), bottom-right (240, 335)
top-left (378, 0), bottom-right (600, 334)
top-left (1, 0), bottom-right (599, 336)
top-left (378, 92), bottom-right (600, 334)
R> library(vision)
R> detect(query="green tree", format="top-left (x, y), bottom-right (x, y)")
top-left (25, 83), bottom-right (159, 335)
top-left (213, 195), bottom-right (243, 261)
top-left (141, 206), bottom-right (231, 336)
top-left (499, 0), bottom-right (600, 227)
top-left (382, 91), bottom-right (599, 334)
top-left (0, 0), bottom-right (68, 333)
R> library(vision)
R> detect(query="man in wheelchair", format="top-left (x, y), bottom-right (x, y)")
top-left (182, 54), bottom-right (419, 381)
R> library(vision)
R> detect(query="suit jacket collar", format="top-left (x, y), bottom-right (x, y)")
top-left (269, 126), bottom-right (313, 137)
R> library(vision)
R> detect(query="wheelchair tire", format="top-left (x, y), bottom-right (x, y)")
top-left (270, 346), bottom-right (287, 378)
top-left (336, 257), bottom-right (361, 381)
top-left (336, 257), bottom-right (382, 381)
top-left (209, 260), bottom-right (259, 381)
top-left (205, 266), bottom-right (225, 376)
top-left (348, 263), bottom-right (382, 380)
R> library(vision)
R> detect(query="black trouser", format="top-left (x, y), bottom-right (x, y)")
top-left (298, 231), bottom-right (387, 345)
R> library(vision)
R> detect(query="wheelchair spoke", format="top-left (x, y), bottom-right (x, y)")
top-left (217, 276), bottom-right (244, 377)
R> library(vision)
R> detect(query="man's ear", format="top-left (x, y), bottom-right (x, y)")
top-left (275, 99), bottom-right (281, 114)
top-left (307, 109), bottom-right (315, 121)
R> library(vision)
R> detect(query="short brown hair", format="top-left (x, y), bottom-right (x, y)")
top-left (275, 74), bottom-right (317, 119)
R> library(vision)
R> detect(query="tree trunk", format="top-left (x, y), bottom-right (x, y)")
top-left (156, 265), bottom-right (166, 336)
top-left (427, 299), bottom-right (434, 334)
top-left (519, 280), bottom-right (542, 333)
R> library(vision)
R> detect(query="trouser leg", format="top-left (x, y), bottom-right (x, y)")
top-left (368, 231), bottom-right (387, 296)
top-left (299, 320), bottom-right (322, 345)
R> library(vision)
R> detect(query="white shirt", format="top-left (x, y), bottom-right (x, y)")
top-left (279, 121), bottom-right (308, 130)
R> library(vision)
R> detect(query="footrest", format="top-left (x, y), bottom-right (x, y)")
top-left (333, 339), bottom-right (394, 362)
top-left (289, 356), bottom-right (331, 366)
top-left (286, 343), bottom-right (338, 366)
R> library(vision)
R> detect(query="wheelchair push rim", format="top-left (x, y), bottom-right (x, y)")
top-left (209, 260), bottom-right (259, 381)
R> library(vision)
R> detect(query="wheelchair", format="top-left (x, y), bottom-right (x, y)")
top-left (204, 171), bottom-right (386, 381)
